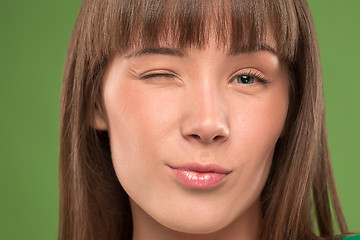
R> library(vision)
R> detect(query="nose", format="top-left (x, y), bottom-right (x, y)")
top-left (180, 81), bottom-right (229, 144)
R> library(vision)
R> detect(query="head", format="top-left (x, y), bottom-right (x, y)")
top-left (59, 0), bottom-right (347, 239)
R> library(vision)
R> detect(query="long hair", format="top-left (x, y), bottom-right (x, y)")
top-left (59, 0), bottom-right (349, 239)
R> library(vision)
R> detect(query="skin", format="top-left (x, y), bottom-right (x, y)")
top-left (95, 38), bottom-right (289, 240)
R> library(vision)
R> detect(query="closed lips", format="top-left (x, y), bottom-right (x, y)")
top-left (169, 163), bottom-right (231, 189)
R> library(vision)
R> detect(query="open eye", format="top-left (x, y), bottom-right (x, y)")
top-left (230, 70), bottom-right (269, 85)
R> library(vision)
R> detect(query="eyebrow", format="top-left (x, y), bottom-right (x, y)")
top-left (125, 44), bottom-right (279, 59)
top-left (229, 44), bottom-right (279, 57)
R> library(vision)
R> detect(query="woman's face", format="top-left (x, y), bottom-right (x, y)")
top-left (97, 38), bottom-right (289, 237)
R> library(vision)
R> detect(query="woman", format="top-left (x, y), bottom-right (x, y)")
top-left (59, 0), bottom-right (358, 239)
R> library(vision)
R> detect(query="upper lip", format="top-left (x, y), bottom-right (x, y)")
top-left (169, 163), bottom-right (232, 174)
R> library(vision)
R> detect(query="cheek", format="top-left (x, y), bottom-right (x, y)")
top-left (227, 86), bottom-right (289, 179)
top-left (223, 88), bottom-right (288, 210)
top-left (108, 88), bottom-right (180, 150)
top-left (103, 82), bottom-right (181, 186)
top-left (230, 93), bottom-right (288, 157)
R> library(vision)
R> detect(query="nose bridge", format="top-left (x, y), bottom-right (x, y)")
top-left (181, 74), bottom-right (229, 143)
top-left (195, 78), bottom-right (221, 123)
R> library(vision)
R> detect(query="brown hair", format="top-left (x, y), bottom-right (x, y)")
top-left (59, 0), bottom-right (349, 239)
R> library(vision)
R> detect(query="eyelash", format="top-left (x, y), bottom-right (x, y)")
top-left (139, 72), bottom-right (176, 80)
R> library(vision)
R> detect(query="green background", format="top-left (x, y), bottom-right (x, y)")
top-left (0, 0), bottom-right (359, 239)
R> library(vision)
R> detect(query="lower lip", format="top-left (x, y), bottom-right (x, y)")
top-left (172, 169), bottom-right (227, 189)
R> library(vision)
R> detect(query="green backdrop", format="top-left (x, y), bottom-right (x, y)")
top-left (0, 0), bottom-right (359, 239)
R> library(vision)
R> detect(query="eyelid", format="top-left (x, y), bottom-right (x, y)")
top-left (139, 70), bottom-right (178, 80)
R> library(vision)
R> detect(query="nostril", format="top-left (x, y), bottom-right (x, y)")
top-left (189, 134), bottom-right (201, 140)
top-left (187, 133), bottom-right (225, 142)
top-left (213, 135), bottom-right (222, 141)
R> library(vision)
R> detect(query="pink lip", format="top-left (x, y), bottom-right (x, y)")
top-left (170, 163), bottom-right (231, 189)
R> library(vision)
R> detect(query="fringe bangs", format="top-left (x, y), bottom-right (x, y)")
top-left (80, 0), bottom-right (299, 62)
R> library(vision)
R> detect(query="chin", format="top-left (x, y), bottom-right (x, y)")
top-left (154, 208), bottom-right (234, 235)
top-left (164, 221), bottom-right (227, 235)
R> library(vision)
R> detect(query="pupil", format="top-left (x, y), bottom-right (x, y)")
top-left (239, 75), bottom-right (254, 84)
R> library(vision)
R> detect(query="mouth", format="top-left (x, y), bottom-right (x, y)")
top-left (169, 163), bottom-right (231, 189)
